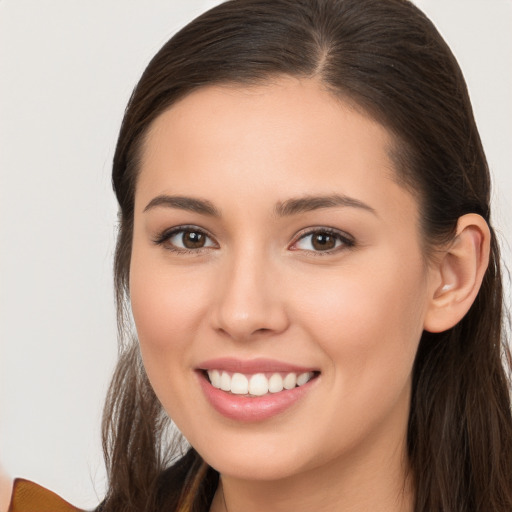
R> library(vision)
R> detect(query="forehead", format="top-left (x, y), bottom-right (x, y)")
top-left (143, 77), bottom-right (393, 163)
top-left (136, 76), bottom-right (416, 221)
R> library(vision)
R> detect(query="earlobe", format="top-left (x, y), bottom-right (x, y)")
top-left (423, 214), bottom-right (490, 333)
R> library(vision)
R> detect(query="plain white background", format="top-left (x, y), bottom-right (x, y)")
top-left (0, 1), bottom-right (511, 509)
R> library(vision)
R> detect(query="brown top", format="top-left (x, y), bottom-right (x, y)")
top-left (8, 479), bottom-right (85, 512)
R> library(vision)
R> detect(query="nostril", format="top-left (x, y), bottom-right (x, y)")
top-left (253, 327), bottom-right (272, 334)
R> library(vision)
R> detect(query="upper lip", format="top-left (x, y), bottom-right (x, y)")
top-left (197, 357), bottom-right (319, 374)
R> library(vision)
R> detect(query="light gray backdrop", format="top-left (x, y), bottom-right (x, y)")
top-left (1, 1), bottom-right (511, 509)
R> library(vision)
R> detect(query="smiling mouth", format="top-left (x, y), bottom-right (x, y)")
top-left (204, 370), bottom-right (320, 397)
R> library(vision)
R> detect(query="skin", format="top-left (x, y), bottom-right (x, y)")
top-left (129, 76), bottom-right (487, 512)
top-left (0, 466), bottom-right (12, 512)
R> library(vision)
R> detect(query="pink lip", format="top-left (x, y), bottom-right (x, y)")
top-left (196, 358), bottom-right (319, 422)
top-left (197, 357), bottom-right (317, 374)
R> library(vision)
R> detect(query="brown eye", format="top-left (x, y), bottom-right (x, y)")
top-left (292, 228), bottom-right (354, 253)
top-left (311, 232), bottom-right (336, 251)
top-left (157, 227), bottom-right (217, 252)
top-left (182, 230), bottom-right (206, 248)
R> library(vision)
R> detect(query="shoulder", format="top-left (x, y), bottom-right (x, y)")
top-left (6, 479), bottom-right (85, 512)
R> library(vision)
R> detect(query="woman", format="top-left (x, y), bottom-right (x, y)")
top-left (6, 0), bottom-right (512, 511)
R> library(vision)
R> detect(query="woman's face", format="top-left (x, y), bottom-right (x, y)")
top-left (130, 77), bottom-right (437, 481)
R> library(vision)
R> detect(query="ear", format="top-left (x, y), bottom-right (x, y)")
top-left (423, 213), bottom-right (490, 333)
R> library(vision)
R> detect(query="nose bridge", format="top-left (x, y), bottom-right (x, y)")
top-left (212, 241), bottom-right (288, 340)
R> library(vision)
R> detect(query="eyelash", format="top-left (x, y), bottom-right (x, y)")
top-left (153, 226), bottom-right (355, 255)
top-left (152, 225), bottom-right (217, 254)
top-left (290, 227), bottom-right (355, 255)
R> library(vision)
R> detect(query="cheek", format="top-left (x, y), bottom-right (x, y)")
top-left (129, 247), bottom-right (210, 365)
top-left (129, 252), bottom-right (214, 422)
top-left (291, 252), bottom-right (427, 388)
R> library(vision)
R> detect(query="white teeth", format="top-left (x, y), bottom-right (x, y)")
top-left (249, 373), bottom-right (269, 396)
top-left (297, 372), bottom-right (314, 386)
top-left (220, 371), bottom-right (231, 391)
top-left (207, 370), bottom-right (315, 396)
top-left (231, 373), bottom-right (249, 394)
top-left (268, 373), bottom-right (284, 393)
top-left (283, 373), bottom-right (297, 390)
top-left (209, 369), bottom-right (221, 389)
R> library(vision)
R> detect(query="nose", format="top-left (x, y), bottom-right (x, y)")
top-left (210, 248), bottom-right (289, 341)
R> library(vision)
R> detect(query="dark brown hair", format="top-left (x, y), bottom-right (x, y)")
top-left (100, 1), bottom-right (512, 511)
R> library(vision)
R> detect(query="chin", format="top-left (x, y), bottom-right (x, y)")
top-left (205, 451), bottom-right (309, 481)
top-left (190, 430), bottom-right (322, 481)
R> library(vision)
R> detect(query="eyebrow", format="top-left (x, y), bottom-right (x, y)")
top-left (143, 193), bottom-right (376, 218)
top-left (143, 195), bottom-right (221, 216)
top-left (274, 194), bottom-right (377, 217)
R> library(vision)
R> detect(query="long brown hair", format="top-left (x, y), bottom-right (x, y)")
top-left (100, 1), bottom-right (512, 511)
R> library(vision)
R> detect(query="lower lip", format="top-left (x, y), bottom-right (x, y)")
top-left (197, 371), bottom-right (318, 422)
